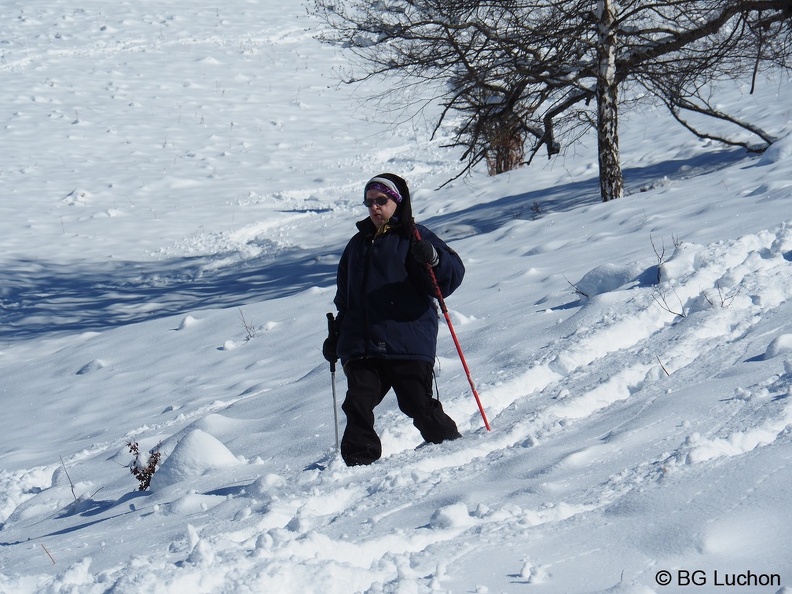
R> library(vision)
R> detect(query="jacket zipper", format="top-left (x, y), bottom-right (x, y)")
top-left (360, 224), bottom-right (391, 357)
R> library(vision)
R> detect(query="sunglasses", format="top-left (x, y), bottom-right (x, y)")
top-left (363, 196), bottom-right (391, 207)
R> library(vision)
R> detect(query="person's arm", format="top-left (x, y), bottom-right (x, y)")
top-left (410, 225), bottom-right (465, 298)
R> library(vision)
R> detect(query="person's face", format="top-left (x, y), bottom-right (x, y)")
top-left (365, 188), bottom-right (398, 228)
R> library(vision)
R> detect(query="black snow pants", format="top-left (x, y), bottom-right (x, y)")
top-left (340, 358), bottom-right (461, 466)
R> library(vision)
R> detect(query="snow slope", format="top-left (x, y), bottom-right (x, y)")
top-left (2, 1), bottom-right (792, 592)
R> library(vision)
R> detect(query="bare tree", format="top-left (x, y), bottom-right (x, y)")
top-left (312, 0), bottom-right (792, 201)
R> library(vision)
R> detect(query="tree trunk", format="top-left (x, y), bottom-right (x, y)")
top-left (484, 111), bottom-right (525, 175)
top-left (595, 0), bottom-right (623, 202)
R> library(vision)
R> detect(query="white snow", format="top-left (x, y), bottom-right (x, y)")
top-left (1, 1), bottom-right (792, 592)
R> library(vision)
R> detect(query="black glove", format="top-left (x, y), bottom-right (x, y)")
top-left (411, 239), bottom-right (439, 267)
top-left (323, 313), bottom-right (339, 364)
top-left (322, 336), bottom-right (338, 364)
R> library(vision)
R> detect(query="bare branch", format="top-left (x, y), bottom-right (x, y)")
top-left (312, 0), bottom-right (792, 198)
top-left (652, 286), bottom-right (686, 318)
top-left (239, 308), bottom-right (257, 341)
top-left (60, 456), bottom-right (77, 502)
top-left (656, 355), bottom-right (671, 377)
top-left (665, 94), bottom-right (777, 149)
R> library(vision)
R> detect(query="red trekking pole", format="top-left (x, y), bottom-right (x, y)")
top-left (412, 221), bottom-right (491, 431)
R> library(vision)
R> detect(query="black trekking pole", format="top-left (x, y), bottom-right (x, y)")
top-left (326, 313), bottom-right (341, 451)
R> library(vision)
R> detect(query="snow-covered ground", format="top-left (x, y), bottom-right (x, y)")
top-left (2, 1), bottom-right (792, 592)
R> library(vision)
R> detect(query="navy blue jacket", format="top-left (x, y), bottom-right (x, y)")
top-left (334, 217), bottom-right (465, 365)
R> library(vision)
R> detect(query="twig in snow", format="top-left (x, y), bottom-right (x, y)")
top-left (564, 274), bottom-right (588, 298)
top-left (703, 283), bottom-right (740, 308)
top-left (239, 308), bottom-right (257, 341)
top-left (651, 286), bottom-right (686, 318)
top-left (60, 456), bottom-right (77, 502)
top-left (41, 544), bottom-right (56, 564)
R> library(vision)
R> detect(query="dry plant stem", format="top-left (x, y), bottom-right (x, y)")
top-left (41, 544), bottom-right (56, 564)
top-left (127, 441), bottom-right (162, 491)
top-left (60, 456), bottom-right (77, 502)
top-left (652, 286), bottom-right (686, 318)
top-left (239, 308), bottom-right (256, 341)
top-left (564, 274), bottom-right (588, 298)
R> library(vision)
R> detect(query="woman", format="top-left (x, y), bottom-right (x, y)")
top-left (323, 173), bottom-right (465, 466)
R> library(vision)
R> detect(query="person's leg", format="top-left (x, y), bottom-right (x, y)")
top-left (387, 360), bottom-right (461, 444)
top-left (340, 359), bottom-right (390, 466)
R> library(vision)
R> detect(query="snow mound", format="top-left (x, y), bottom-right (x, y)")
top-left (758, 132), bottom-right (792, 165)
top-left (76, 359), bottom-right (106, 375)
top-left (429, 502), bottom-right (474, 529)
top-left (575, 263), bottom-right (642, 300)
top-left (177, 315), bottom-right (199, 330)
top-left (150, 429), bottom-right (242, 490)
top-left (763, 334), bottom-right (792, 359)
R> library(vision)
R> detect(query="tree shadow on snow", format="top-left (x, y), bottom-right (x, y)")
top-left (0, 246), bottom-right (338, 341)
top-left (0, 149), bottom-right (750, 342)
top-left (426, 148), bottom-right (750, 240)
